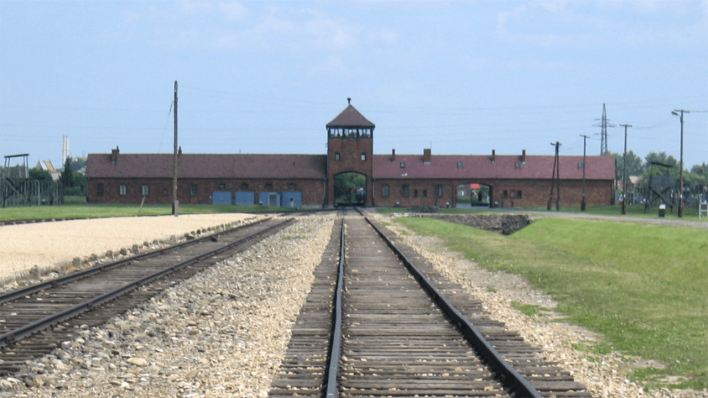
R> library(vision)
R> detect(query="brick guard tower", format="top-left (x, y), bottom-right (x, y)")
top-left (326, 99), bottom-right (375, 206)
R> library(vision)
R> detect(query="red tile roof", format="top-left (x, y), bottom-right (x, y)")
top-left (87, 153), bottom-right (327, 179)
top-left (326, 105), bottom-right (375, 127)
top-left (373, 154), bottom-right (615, 180)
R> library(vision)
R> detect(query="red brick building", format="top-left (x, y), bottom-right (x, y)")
top-left (86, 103), bottom-right (615, 208)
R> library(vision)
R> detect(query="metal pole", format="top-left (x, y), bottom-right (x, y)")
top-left (580, 135), bottom-right (589, 210)
top-left (173, 81), bottom-right (179, 217)
top-left (620, 124), bottom-right (631, 215)
top-left (555, 141), bottom-right (561, 211)
top-left (673, 109), bottom-right (690, 218)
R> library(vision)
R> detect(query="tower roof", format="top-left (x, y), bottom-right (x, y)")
top-left (326, 104), bottom-right (375, 128)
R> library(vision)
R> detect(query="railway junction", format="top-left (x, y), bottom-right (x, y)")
top-left (0, 211), bottom-right (662, 397)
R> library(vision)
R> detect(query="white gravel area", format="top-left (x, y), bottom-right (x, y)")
top-left (0, 214), bottom-right (260, 281)
top-left (1, 216), bottom-right (334, 397)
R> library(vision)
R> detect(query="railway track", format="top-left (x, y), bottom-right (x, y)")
top-left (270, 214), bottom-right (591, 398)
top-left (0, 215), bottom-right (296, 376)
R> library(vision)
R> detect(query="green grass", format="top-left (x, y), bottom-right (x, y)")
top-left (376, 206), bottom-right (493, 215)
top-left (0, 204), bottom-right (298, 221)
top-left (395, 216), bottom-right (708, 390)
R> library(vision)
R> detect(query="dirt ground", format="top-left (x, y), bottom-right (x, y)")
top-left (0, 214), bottom-right (259, 280)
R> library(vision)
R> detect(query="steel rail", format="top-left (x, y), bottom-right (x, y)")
top-left (364, 216), bottom-right (544, 398)
top-left (324, 219), bottom-right (345, 398)
top-left (0, 218), bottom-right (294, 347)
top-left (0, 218), bottom-right (270, 304)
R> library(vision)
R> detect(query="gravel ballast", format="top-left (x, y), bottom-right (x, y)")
top-left (1, 216), bottom-right (334, 397)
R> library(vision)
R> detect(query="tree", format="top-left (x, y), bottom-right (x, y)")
top-left (70, 156), bottom-right (87, 172)
top-left (644, 152), bottom-right (678, 176)
top-left (73, 172), bottom-right (87, 190)
top-left (60, 158), bottom-right (74, 187)
top-left (609, 150), bottom-right (644, 181)
top-left (29, 168), bottom-right (52, 182)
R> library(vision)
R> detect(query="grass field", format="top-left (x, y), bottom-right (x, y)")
top-left (0, 203), bottom-right (298, 221)
top-left (394, 216), bottom-right (708, 391)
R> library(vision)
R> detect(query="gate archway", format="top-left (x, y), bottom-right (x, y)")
top-left (334, 172), bottom-right (366, 206)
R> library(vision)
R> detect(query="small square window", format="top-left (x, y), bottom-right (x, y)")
top-left (265, 183), bottom-right (273, 190)
top-left (163, 189), bottom-right (168, 196)
top-left (578, 162), bottom-right (584, 169)
top-left (457, 161), bottom-right (463, 168)
top-left (335, 153), bottom-right (340, 161)
top-left (288, 183), bottom-right (297, 189)
top-left (240, 183), bottom-right (249, 189)
top-left (361, 153), bottom-right (366, 161)
top-left (219, 183), bottom-right (226, 189)
top-left (400, 162), bottom-right (406, 168)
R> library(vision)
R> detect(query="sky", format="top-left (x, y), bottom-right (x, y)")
top-left (1, 0), bottom-right (707, 171)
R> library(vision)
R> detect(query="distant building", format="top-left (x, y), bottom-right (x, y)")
top-left (86, 104), bottom-right (615, 208)
top-left (35, 160), bottom-right (61, 181)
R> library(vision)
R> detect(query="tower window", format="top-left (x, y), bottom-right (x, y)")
top-left (361, 153), bottom-right (366, 161)
top-left (335, 153), bottom-right (340, 161)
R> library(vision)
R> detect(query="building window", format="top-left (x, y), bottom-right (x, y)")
top-left (578, 162), bottom-right (584, 169)
top-left (163, 189), bottom-right (168, 196)
top-left (335, 153), bottom-right (340, 161)
top-left (219, 183), bottom-right (226, 189)
top-left (457, 161), bottom-right (463, 168)
top-left (413, 189), bottom-right (418, 198)
top-left (400, 162), bottom-right (406, 168)
top-left (402, 185), bottom-right (410, 197)
top-left (517, 190), bottom-right (522, 199)
top-left (423, 189), bottom-right (428, 198)
top-left (141, 185), bottom-right (150, 196)
top-left (382, 184), bottom-right (390, 197)
top-left (503, 190), bottom-right (508, 198)
top-left (265, 183), bottom-right (273, 190)
top-left (515, 162), bottom-right (522, 168)
top-left (97, 184), bottom-right (104, 195)
top-left (119, 184), bottom-right (126, 196)
top-left (240, 183), bottom-right (249, 189)
top-left (436, 185), bottom-right (443, 198)
top-left (288, 183), bottom-right (297, 189)
top-left (361, 153), bottom-right (366, 161)
top-left (190, 185), bottom-right (198, 196)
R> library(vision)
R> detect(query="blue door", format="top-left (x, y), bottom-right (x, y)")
top-left (212, 191), bottom-right (232, 205)
top-left (259, 192), bottom-right (281, 207)
top-left (235, 191), bottom-right (255, 205)
top-left (281, 192), bottom-right (302, 207)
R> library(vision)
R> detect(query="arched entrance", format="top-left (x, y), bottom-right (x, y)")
top-left (456, 183), bottom-right (493, 208)
top-left (334, 172), bottom-right (366, 206)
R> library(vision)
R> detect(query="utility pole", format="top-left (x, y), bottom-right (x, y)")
top-left (580, 134), bottom-right (589, 211)
top-left (672, 109), bottom-right (690, 217)
top-left (172, 80), bottom-right (179, 217)
top-left (619, 124), bottom-right (632, 215)
top-left (547, 141), bottom-right (562, 211)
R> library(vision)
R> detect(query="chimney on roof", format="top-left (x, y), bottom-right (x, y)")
top-left (521, 149), bottom-right (526, 162)
top-left (391, 149), bottom-right (396, 162)
top-left (178, 146), bottom-right (182, 156)
top-left (423, 148), bottom-right (431, 163)
top-left (347, 97), bottom-right (351, 105)
top-left (110, 146), bottom-right (119, 164)
top-left (491, 149), bottom-right (496, 163)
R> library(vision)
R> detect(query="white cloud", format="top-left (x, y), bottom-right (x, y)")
top-left (217, 2), bottom-right (247, 21)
